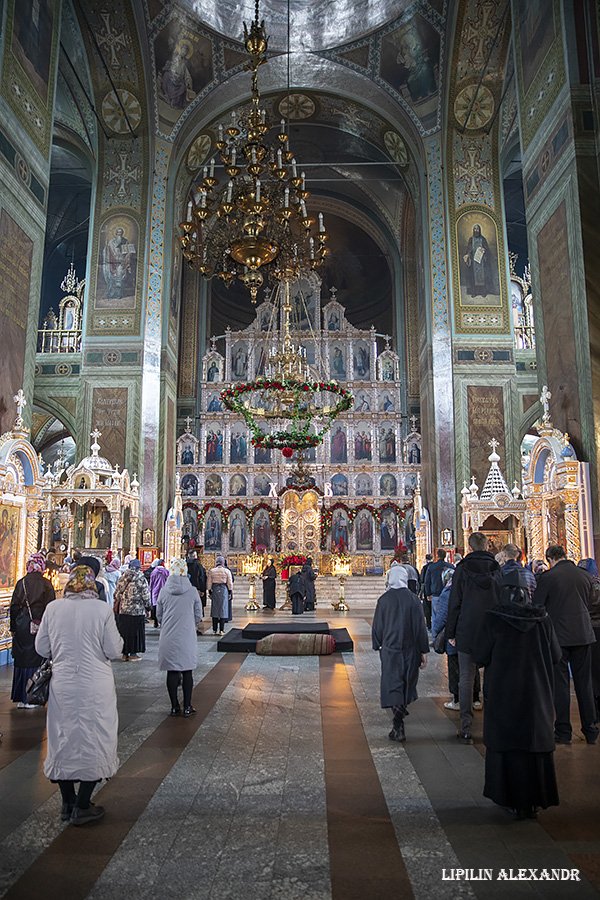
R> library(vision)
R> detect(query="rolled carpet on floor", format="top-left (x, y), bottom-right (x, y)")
top-left (256, 632), bottom-right (336, 655)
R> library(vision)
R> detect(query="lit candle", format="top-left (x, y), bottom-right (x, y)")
top-left (256, 179), bottom-right (261, 202)
top-left (209, 158), bottom-right (215, 178)
top-left (318, 212), bottom-right (324, 232)
top-left (291, 158), bottom-right (297, 177)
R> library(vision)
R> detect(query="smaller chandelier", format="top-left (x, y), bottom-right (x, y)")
top-left (179, 4), bottom-right (328, 302)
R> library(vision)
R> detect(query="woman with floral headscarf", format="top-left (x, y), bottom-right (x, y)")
top-left (35, 565), bottom-right (122, 825)
top-left (9, 553), bottom-right (55, 708)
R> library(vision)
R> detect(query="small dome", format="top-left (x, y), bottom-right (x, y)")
top-left (78, 431), bottom-right (114, 473)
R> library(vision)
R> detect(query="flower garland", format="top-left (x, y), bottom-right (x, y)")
top-left (319, 501), bottom-right (414, 549)
top-left (220, 378), bottom-right (353, 452)
top-left (185, 502), bottom-right (281, 550)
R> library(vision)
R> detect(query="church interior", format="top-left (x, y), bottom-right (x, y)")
top-left (1, 0), bottom-right (600, 897)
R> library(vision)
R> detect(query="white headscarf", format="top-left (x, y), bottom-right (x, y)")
top-left (387, 565), bottom-right (409, 590)
top-left (170, 558), bottom-right (187, 577)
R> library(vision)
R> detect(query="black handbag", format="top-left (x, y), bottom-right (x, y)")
top-left (432, 627), bottom-right (447, 654)
top-left (26, 658), bottom-right (52, 705)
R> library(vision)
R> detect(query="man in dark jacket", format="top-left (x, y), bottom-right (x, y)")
top-left (423, 549), bottom-right (453, 629)
top-left (533, 545), bottom-right (599, 745)
top-left (187, 551), bottom-right (207, 608)
top-left (447, 532), bottom-right (501, 743)
top-left (501, 544), bottom-right (536, 601)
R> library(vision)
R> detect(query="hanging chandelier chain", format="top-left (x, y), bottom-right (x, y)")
top-left (179, 3), bottom-right (328, 303)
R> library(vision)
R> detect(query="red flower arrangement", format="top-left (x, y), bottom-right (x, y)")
top-left (281, 554), bottom-right (307, 568)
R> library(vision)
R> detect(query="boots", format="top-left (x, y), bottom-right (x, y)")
top-left (389, 705), bottom-right (407, 742)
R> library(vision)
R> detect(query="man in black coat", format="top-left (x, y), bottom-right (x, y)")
top-left (187, 551), bottom-right (207, 606)
top-left (446, 532), bottom-right (501, 743)
top-left (533, 544), bottom-right (599, 745)
top-left (423, 549), bottom-right (453, 629)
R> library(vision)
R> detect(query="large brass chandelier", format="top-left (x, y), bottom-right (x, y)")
top-left (179, 1), bottom-right (329, 302)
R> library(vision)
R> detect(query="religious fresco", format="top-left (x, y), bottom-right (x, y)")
top-left (354, 390), bottom-right (370, 412)
top-left (231, 342), bottom-right (248, 380)
top-left (154, 17), bottom-right (213, 134)
top-left (89, 507), bottom-right (112, 550)
top-left (353, 340), bottom-right (371, 380)
top-left (330, 344), bottom-right (347, 380)
top-left (168, 243), bottom-right (181, 352)
top-left (255, 343), bottom-right (267, 377)
top-left (254, 445), bottom-right (271, 464)
top-left (331, 474), bottom-right (348, 497)
top-left (405, 436), bottom-right (421, 464)
top-left (380, 357), bottom-right (396, 381)
top-left (205, 473), bottom-right (222, 496)
top-left (331, 509), bottom-right (349, 548)
top-left (95, 215), bottom-right (138, 309)
top-left (380, 474), bottom-right (397, 497)
top-left (379, 13), bottom-right (440, 131)
top-left (515, 0), bottom-right (555, 95)
top-left (355, 474), bottom-right (373, 496)
top-left (180, 439), bottom-right (196, 464)
top-left (253, 509), bottom-right (271, 549)
top-left (355, 510), bottom-right (373, 551)
top-left (330, 426), bottom-right (347, 464)
top-left (206, 427), bottom-right (223, 463)
top-left (228, 510), bottom-right (246, 550)
top-left (0, 504), bottom-right (19, 591)
top-left (254, 474), bottom-right (271, 497)
top-left (0, 211), bottom-right (33, 435)
top-left (456, 211), bottom-right (501, 307)
top-left (182, 506), bottom-right (198, 542)
top-left (206, 393), bottom-right (223, 412)
top-left (230, 429), bottom-right (247, 463)
top-left (181, 473), bottom-right (198, 497)
top-left (229, 473), bottom-right (247, 497)
top-left (379, 392), bottom-right (395, 412)
top-left (204, 507), bottom-right (222, 550)
top-left (290, 276), bottom-right (318, 331)
top-left (1, 0), bottom-right (59, 156)
top-left (379, 428), bottom-right (396, 463)
top-left (354, 426), bottom-right (372, 461)
top-left (380, 507), bottom-right (398, 550)
top-left (206, 357), bottom-right (223, 382)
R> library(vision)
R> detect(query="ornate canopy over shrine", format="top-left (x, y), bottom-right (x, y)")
top-left (41, 430), bottom-right (140, 557)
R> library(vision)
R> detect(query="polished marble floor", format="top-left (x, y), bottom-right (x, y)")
top-left (0, 607), bottom-right (599, 900)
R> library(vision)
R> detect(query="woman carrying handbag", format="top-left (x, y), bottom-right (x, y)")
top-left (9, 552), bottom-right (55, 708)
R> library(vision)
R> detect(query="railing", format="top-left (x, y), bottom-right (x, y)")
top-left (37, 329), bottom-right (82, 353)
top-left (514, 316), bottom-right (535, 350)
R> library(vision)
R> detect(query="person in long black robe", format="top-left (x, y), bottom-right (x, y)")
top-left (288, 572), bottom-right (306, 615)
top-left (301, 559), bottom-right (317, 610)
top-left (262, 561), bottom-right (277, 609)
top-left (474, 597), bottom-right (562, 819)
top-left (372, 565), bottom-right (429, 741)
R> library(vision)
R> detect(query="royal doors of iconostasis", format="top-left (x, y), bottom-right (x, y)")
top-left (281, 491), bottom-right (319, 560)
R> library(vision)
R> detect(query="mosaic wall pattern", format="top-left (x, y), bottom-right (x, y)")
top-left (424, 133), bottom-right (449, 337)
top-left (445, 0), bottom-right (511, 336)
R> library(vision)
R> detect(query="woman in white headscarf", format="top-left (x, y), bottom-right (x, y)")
top-left (372, 564), bottom-right (429, 742)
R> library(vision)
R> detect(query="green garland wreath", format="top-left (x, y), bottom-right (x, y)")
top-left (220, 379), bottom-right (353, 452)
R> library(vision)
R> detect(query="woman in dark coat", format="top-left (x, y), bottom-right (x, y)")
top-left (372, 566), bottom-right (429, 742)
top-left (288, 571), bottom-right (306, 615)
top-left (475, 592), bottom-right (562, 819)
top-left (301, 558), bottom-right (317, 611)
top-left (10, 552), bottom-right (55, 707)
top-left (262, 560), bottom-right (277, 609)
